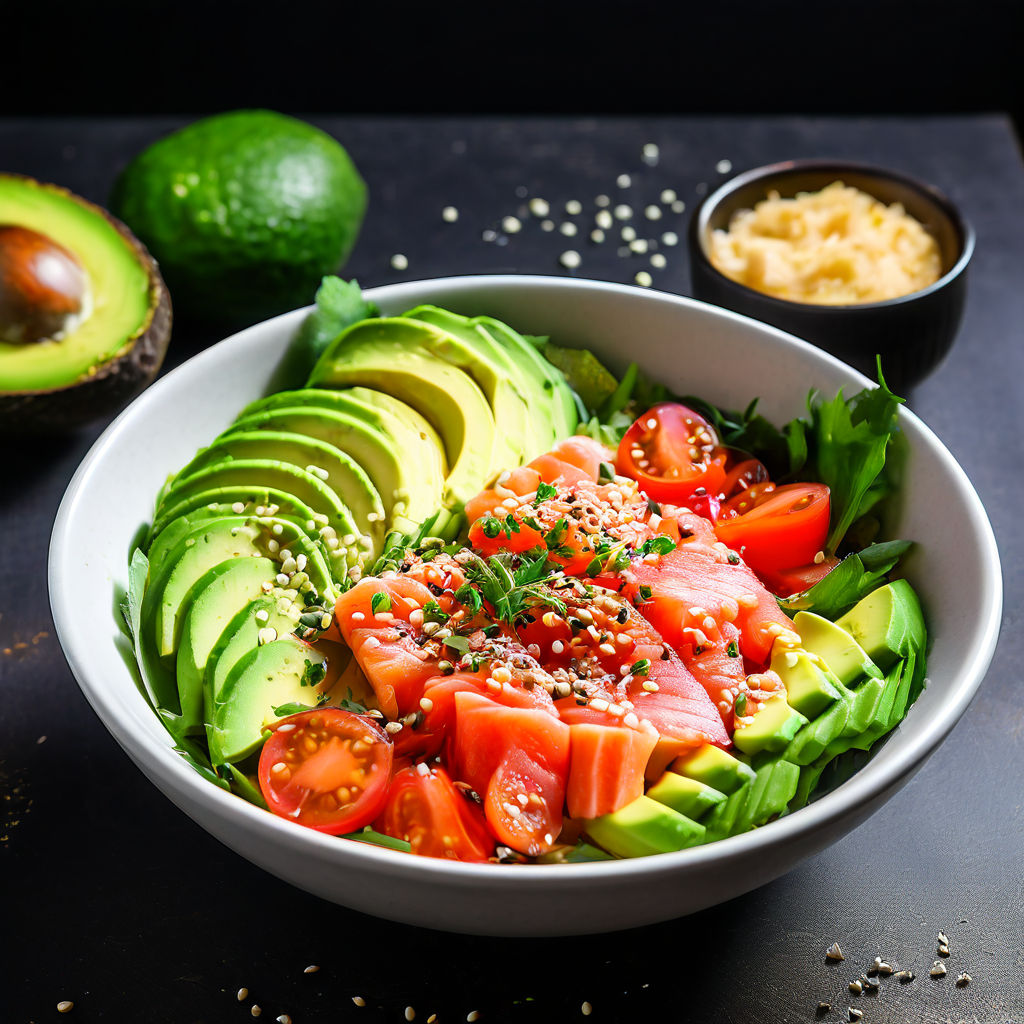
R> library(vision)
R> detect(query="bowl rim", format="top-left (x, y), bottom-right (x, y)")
top-left (49, 273), bottom-right (1002, 887)
top-left (689, 158), bottom-right (977, 313)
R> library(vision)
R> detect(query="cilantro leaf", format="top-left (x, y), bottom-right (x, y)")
top-left (370, 592), bottom-right (392, 615)
top-left (534, 482), bottom-right (558, 505)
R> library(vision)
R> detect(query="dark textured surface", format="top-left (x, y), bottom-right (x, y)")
top-left (2, 116), bottom-right (1023, 1024)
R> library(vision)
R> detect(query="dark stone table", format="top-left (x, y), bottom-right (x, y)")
top-left (3, 116), bottom-right (1022, 1024)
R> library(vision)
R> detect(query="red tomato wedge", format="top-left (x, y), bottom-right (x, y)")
top-left (714, 482), bottom-right (830, 577)
top-left (616, 403), bottom-right (727, 503)
top-left (763, 554), bottom-right (841, 598)
top-left (377, 764), bottom-right (495, 862)
top-left (258, 709), bottom-right (393, 834)
top-left (565, 723), bottom-right (658, 819)
top-left (454, 692), bottom-right (570, 856)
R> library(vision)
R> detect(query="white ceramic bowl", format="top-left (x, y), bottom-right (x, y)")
top-left (49, 276), bottom-right (1002, 936)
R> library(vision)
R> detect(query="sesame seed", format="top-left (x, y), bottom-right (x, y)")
top-left (641, 142), bottom-right (659, 165)
top-left (595, 209), bottom-right (613, 229)
top-left (232, 501), bottom-right (246, 514)
top-left (529, 197), bottom-right (550, 217)
top-left (614, 203), bottom-right (632, 220)
top-left (955, 972), bottom-right (971, 987)
top-left (641, 680), bottom-right (659, 692)
top-left (57, 1002), bottom-right (74, 1014)
top-left (251, 1006), bottom-right (262, 1018)
top-left (277, 1016), bottom-right (292, 1024)
top-left (595, 194), bottom-right (610, 206)
top-left (442, 205), bottom-right (459, 222)
top-left (650, 253), bottom-right (667, 269)
top-left (848, 1010), bottom-right (863, 1023)
top-left (644, 204), bottom-right (662, 220)
top-left (551, 640), bottom-right (565, 654)
top-left (353, 995), bottom-right (366, 1006)
top-left (560, 250), bottom-right (582, 269)
top-left (621, 225), bottom-right (637, 241)
top-left (566, 199), bottom-right (583, 215)
top-left (502, 215), bottom-right (522, 234)
top-left (716, 158), bottom-right (732, 174)
top-left (582, 1001), bottom-right (594, 1016)
top-left (390, 254), bottom-right (408, 270)
top-left (405, 1007), bottom-right (416, 1021)
top-left (813, 550), bottom-right (826, 564)
top-left (671, 199), bottom-right (685, 213)
top-left (590, 229), bottom-right (605, 243)
top-left (629, 238), bottom-right (649, 254)
top-left (385, 722), bottom-right (403, 734)
top-left (616, 173), bottom-right (631, 188)
top-left (419, 697), bottom-right (434, 712)
top-left (560, 222), bottom-right (578, 237)
top-left (482, 228), bottom-right (497, 242)
top-left (304, 964), bottom-right (320, 974)
top-left (660, 188), bottom-right (677, 203)
top-left (540, 219), bottom-right (555, 232)
top-left (467, 1013), bottom-right (480, 1023)
top-left (635, 271), bottom-right (653, 287)
top-left (825, 942), bottom-right (845, 961)
top-left (930, 961), bottom-right (947, 977)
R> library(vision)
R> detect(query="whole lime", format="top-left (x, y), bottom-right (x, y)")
top-left (111, 110), bottom-right (367, 323)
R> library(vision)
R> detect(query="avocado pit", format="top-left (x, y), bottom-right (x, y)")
top-left (0, 224), bottom-right (88, 345)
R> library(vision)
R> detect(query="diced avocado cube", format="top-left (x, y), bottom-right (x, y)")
top-left (671, 743), bottom-right (756, 795)
top-left (792, 610), bottom-right (883, 685)
top-left (836, 580), bottom-right (926, 671)
top-left (647, 772), bottom-right (727, 819)
top-left (733, 696), bottom-right (808, 756)
top-left (586, 795), bottom-right (705, 858)
top-left (770, 647), bottom-right (842, 718)
top-left (782, 695), bottom-right (852, 766)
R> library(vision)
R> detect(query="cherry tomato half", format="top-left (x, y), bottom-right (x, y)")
top-left (258, 708), bottom-right (393, 834)
top-left (377, 765), bottom-right (495, 862)
top-left (763, 554), bottom-right (841, 598)
top-left (713, 482), bottom-right (831, 577)
top-left (617, 403), bottom-right (727, 504)
top-left (718, 457), bottom-right (770, 500)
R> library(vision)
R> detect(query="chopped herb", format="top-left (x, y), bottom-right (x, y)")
top-left (629, 658), bottom-right (651, 677)
top-left (370, 592), bottom-right (392, 615)
top-left (462, 551), bottom-right (567, 628)
top-left (646, 498), bottom-right (662, 516)
top-left (734, 693), bottom-right (748, 715)
top-left (437, 660), bottom-right (455, 675)
top-left (638, 535), bottom-right (675, 557)
top-left (534, 482), bottom-right (558, 504)
top-left (454, 583), bottom-right (483, 614)
top-left (544, 518), bottom-right (569, 551)
top-left (726, 640), bottom-right (739, 657)
top-left (443, 634), bottom-right (470, 655)
top-left (300, 660), bottom-right (327, 688)
top-left (481, 516), bottom-right (503, 539)
top-left (598, 460), bottom-right (616, 483)
top-left (422, 600), bottom-right (449, 624)
top-left (521, 515), bottom-right (543, 531)
top-left (638, 584), bottom-right (653, 601)
top-left (339, 687), bottom-right (368, 714)
top-left (726, 552), bottom-right (741, 565)
top-left (483, 624), bottom-right (501, 639)
top-left (504, 513), bottom-right (521, 535)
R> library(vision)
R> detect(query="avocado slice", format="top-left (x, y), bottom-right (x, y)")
top-left (404, 305), bottom-right (553, 459)
top-left (175, 556), bottom-right (278, 735)
top-left (148, 485), bottom-right (318, 546)
top-left (143, 514), bottom-right (337, 661)
top-left (307, 318), bottom-right (498, 510)
top-left (204, 593), bottom-right (304, 718)
top-left (647, 772), bottom-right (727, 819)
top-left (209, 635), bottom-right (327, 765)
top-left (155, 459), bottom-right (354, 578)
top-left (731, 760), bottom-right (800, 836)
top-left (175, 430), bottom-right (369, 568)
top-left (792, 610), bottom-right (883, 686)
top-left (470, 315), bottom-right (577, 440)
top-left (0, 175), bottom-right (171, 432)
top-left (671, 743), bottom-right (756, 795)
top-left (780, 690), bottom-right (853, 766)
top-left (586, 795), bottom-right (705, 857)
top-left (732, 696), bottom-right (809, 756)
top-left (836, 580), bottom-right (926, 671)
top-left (770, 648), bottom-right (842, 719)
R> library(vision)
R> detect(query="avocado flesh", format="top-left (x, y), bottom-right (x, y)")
top-left (205, 594), bottom-right (304, 719)
top-left (792, 610), bottom-right (882, 685)
top-left (0, 175), bottom-right (155, 392)
top-left (671, 743), bottom-right (756, 795)
top-left (210, 636), bottom-right (327, 765)
top-left (176, 431), bottom-right (368, 567)
top-left (647, 772), bottom-right (727, 819)
top-left (587, 794), bottom-right (705, 857)
top-left (836, 580), bottom-right (925, 671)
top-left (175, 556), bottom-right (279, 735)
top-left (144, 515), bottom-right (336, 661)
top-left (770, 648), bottom-right (842, 719)
top-left (148, 485), bottom-right (318, 546)
top-left (155, 459), bottom-right (354, 576)
top-left (308, 319), bottom-right (498, 510)
top-left (732, 696), bottom-right (808, 756)
top-left (470, 315), bottom-right (577, 439)
top-left (404, 305), bottom-right (553, 459)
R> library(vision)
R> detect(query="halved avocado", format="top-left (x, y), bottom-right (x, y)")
top-left (0, 175), bottom-right (171, 431)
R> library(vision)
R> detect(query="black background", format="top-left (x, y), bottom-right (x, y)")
top-left (2, 0), bottom-right (1022, 127)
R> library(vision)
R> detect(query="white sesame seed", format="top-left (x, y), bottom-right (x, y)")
top-left (352, 996), bottom-right (366, 1006)
top-left (560, 222), bottom-right (578, 236)
top-left (540, 219), bottom-right (555, 232)
top-left (559, 250), bottom-right (581, 269)
top-left (716, 158), bottom-right (732, 174)
top-left (482, 228), bottom-right (497, 242)
top-left (641, 142), bottom-right (659, 165)
top-left (467, 1013), bottom-right (480, 1023)
top-left (595, 194), bottom-right (610, 206)
top-left (502, 215), bottom-right (522, 234)
top-left (304, 964), bottom-right (320, 974)
top-left (660, 188), bottom-right (677, 203)
top-left (616, 173), bottom-right (631, 188)
top-left (277, 1016), bottom-right (292, 1024)
top-left (662, 230), bottom-right (679, 246)
top-left (528, 197), bottom-right (550, 217)
top-left (582, 1001), bottom-right (594, 1016)
top-left (385, 721), bottom-right (403, 734)
top-left (642, 680), bottom-right (659, 692)
top-left (644, 204), bottom-right (662, 221)
top-left (251, 1006), bottom-right (262, 1018)
top-left (442, 205), bottom-right (459, 222)
top-left (390, 253), bottom-right (408, 270)
top-left (565, 199), bottom-right (583, 215)
top-left (614, 203), bottom-right (632, 220)
top-left (635, 271), bottom-right (653, 287)
top-left (405, 1007), bottom-right (416, 1021)
top-left (551, 640), bottom-right (565, 654)
top-left (621, 225), bottom-right (637, 242)
top-left (629, 239), bottom-right (649, 254)
top-left (650, 252), bottom-right (667, 269)
top-left (232, 501), bottom-right (246, 514)
top-left (57, 1002), bottom-right (74, 1014)
top-left (419, 697), bottom-right (434, 712)
top-left (590, 229), bottom-right (605, 243)
top-left (671, 199), bottom-right (685, 213)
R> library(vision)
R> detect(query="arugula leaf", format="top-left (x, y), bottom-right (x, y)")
top-left (805, 372), bottom-right (904, 550)
top-left (462, 551), bottom-right (567, 627)
top-left (223, 763), bottom-right (268, 808)
top-left (272, 701), bottom-right (318, 717)
top-left (778, 540), bottom-right (912, 619)
top-left (542, 341), bottom-right (619, 412)
top-left (597, 363), bottom-right (639, 419)
top-left (271, 276), bottom-right (379, 391)
top-left (339, 687), bottom-right (368, 714)
top-left (172, 738), bottom-right (231, 792)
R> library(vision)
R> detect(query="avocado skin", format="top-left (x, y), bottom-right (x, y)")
top-left (0, 175), bottom-right (172, 434)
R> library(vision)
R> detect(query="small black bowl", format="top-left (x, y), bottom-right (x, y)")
top-left (688, 160), bottom-right (975, 391)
